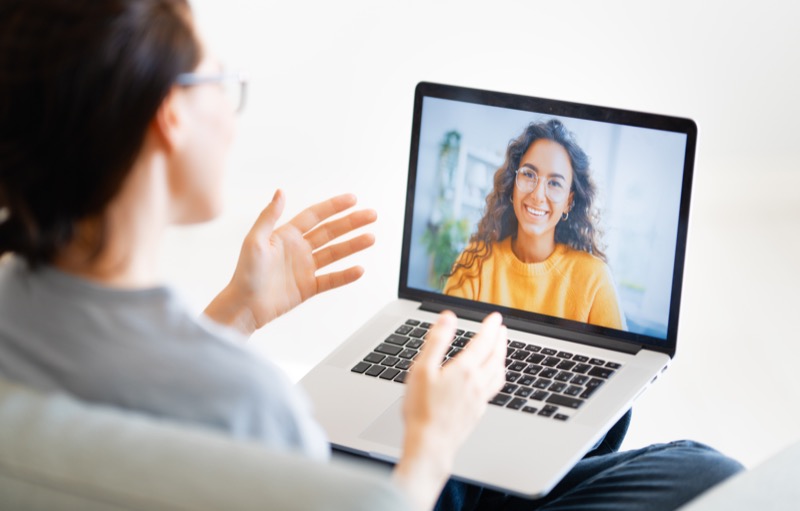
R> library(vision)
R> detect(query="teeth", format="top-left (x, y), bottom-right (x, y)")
top-left (525, 206), bottom-right (547, 217)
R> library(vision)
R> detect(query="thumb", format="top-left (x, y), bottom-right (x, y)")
top-left (251, 189), bottom-right (285, 238)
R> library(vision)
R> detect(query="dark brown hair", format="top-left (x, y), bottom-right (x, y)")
top-left (0, 0), bottom-right (201, 267)
top-left (444, 119), bottom-right (605, 290)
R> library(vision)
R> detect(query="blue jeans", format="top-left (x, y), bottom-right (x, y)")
top-left (435, 411), bottom-right (743, 511)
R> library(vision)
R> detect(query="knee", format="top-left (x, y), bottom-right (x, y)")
top-left (660, 440), bottom-right (744, 486)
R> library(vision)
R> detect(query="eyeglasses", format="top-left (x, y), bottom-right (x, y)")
top-left (515, 168), bottom-right (570, 203)
top-left (175, 70), bottom-right (249, 114)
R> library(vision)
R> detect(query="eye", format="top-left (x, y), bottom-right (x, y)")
top-left (548, 179), bottom-right (564, 189)
top-left (521, 169), bottom-right (536, 180)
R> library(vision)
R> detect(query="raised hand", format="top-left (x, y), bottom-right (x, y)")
top-left (205, 190), bottom-right (377, 336)
top-left (392, 311), bottom-right (507, 510)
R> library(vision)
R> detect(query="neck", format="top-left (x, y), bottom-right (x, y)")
top-left (53, 151), bottom-right (170, 288)
top-left (511, 230), bottom-right (556, 263)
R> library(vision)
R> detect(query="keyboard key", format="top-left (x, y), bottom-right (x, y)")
top-left (570, 374), bottom-right (589, 385)
top-left (538, 405), bottom-right (558, 417)
top-left (455, 329), bottom-right (465, 336)
top-left (490, 393), bottom-right (512, 406)
top-left (555, 371), bottom-right (573, 382)
top-left (556, 360), bottom-right (576, 371)
top-left (526, 344), bottom-right (542, 353)
top-left (554, 414), bottom-right (569, 421)
top-left (556, 351), bottom-right (573, 359)
top-left (589, 358), bottom-right (605, 366)
top-left (407, 339), bottom-right (424, 349)
top-left (404, 319), bottom-right (420, 326)
top-left (507, 398), bottom-right (527, 410)
top-left (530, 390), bottom-right (549, 401)
top-left (519, 375), bottom-right (536, 386)
top-left (381, 356), bottom-right (400, 367)
top-left (524, 364), bottom-right (543, 376)
top-left (573, 363), bottom-right (592, 374)
top-left (541, 348), bottom-right (557, 356)
top-left (365, 365), bottom-right (386, 377)
top-left (364, 352), bottom-right (385, 364)
top-left (502, 383), bottom-right (519, 394)
top-left (395, 325), bottom-right (413, 335)
top-left (606, 361), bottom-right (622, 369)
top-left (573, 355), bottom-right (589, 363)
top-left (511, 350), bottom-right (531, 361)
top-left (409, 327), bottom-right (427, 338)
top-left (379, 368), bottom-right (401, 380)
top-left (540, 368), bottom-right (558, 379)
top-left (351, 362), bottom-right (371, 374)
top-left (420, 322), bottom-right (432, 328)
top-left (375, 343), bottom-right (403, 356)
top-left (508, 361), bottom-right (527, 372)
top-left (542, 357), bottom-right (561, 367)
top-left (564, 385), bottom-right (583, 396)
top-left (509, 341), bottom-right (526, 349)
top-left (546, 394), bottom-right (584, 409)
top-left (452, 337), bottom-right (469, 347)
top-left (383, 334), bottom-right (408, 346)
top-left (395, 371), bottom-right (409, 383)
top-left (526, 353), bottom-right (546, 364)
top-left (548, 382), bottom-right (567, 393)
top-left (533, 378), bottom-right (552, 389)
top-left (464, 331), bottom-right (476, 338)
top-left (514, 387), bottom-right (533, 398)
top-left (506, 371), bottom-right (521, 383)
top-left (588, 366), bottom-right (615, 379)
top-left (522, 406), bottom-right (539, 414)
top-left (398, 348), bottom-right (418, 359)
top-left (396, 359), bottom-right (412, 370)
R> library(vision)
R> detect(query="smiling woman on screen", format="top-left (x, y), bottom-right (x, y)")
top-left (443, 120), bottom-right (626, 330)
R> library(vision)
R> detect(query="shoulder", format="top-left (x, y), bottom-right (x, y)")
top-left (557, 245), bottom-right (613, 282)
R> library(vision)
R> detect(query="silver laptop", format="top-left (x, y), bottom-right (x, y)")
top-left (300, 82), bottom-right (696, 498)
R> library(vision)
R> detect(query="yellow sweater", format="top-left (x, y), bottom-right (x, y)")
top-left (443, 237), bottom-right (625, 330)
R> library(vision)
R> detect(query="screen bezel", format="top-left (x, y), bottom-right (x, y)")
top-left (397, 82), bottom-right (697, 357)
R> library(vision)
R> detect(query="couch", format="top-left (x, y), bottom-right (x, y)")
top-left (0, 377), bottom-right (410, 510)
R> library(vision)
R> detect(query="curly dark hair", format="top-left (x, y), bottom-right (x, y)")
top-left (444, 119), bottom-right (605, 290)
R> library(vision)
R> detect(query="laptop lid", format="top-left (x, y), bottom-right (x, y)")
top-left (398, 82), bottom-right (697, 358)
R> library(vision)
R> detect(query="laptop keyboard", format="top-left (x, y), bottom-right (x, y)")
top-left (351, 318), bottom-right (622, 422)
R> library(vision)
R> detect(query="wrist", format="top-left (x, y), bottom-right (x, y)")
top-left (203, 283), bottom-right (257, 338)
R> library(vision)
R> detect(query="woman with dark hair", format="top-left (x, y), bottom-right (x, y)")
top-left (0, 1), bottom-right (741, 510)
top-left (444, 119), bottom-right (626, 330)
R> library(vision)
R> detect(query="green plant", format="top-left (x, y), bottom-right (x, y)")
top-left (420, 216), bottom-right (471, 290)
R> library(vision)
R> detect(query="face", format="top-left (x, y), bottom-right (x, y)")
top-left (167, 50), bottom-right (237, 225)
top-left (511, 139), bottom-right (574, 242)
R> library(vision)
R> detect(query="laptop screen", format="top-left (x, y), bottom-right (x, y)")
top-left (399, 82), bottom-right (696, 353)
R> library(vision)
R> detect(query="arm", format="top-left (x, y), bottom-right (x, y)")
top-left (391, 311), bottom-right (506, 510)
top-left (204, 190), bottom-right (377, 337)
top-left (587, 267), bottom-right (626, 330)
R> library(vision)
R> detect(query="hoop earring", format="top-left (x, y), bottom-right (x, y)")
top-left (561, 211), bottom-right (569, 221)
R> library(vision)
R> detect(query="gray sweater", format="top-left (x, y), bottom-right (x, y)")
top-left (0, 257), bottom-right (329, 460)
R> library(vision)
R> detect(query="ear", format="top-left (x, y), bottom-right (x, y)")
top-left (150, 88), bottom-right (186, 154)
top-left (567, 191), bottom-right (574, 212)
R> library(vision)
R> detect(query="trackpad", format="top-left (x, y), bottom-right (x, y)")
top-left (358, 397), bottom-right (405, 448)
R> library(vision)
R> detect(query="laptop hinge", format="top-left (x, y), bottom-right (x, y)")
top-left (419, 300), bottom-right (641, 355)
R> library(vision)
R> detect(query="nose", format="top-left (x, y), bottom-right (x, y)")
top-left (531, 177), bottom-right (547, 201)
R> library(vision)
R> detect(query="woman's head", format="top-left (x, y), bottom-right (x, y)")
top-left (0, 0), bottom-right (203, 267)
top-left (445, 119), bottom-right (604, 286)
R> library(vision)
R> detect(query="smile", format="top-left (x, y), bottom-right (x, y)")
top-left (525, 206), bottom-right (548, 217)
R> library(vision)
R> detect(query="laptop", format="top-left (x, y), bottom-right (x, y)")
top-left (300, 81), bottom-right (696, 498)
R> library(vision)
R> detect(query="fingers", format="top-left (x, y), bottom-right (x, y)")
top-left (414, 311), bottom-right (457, 372)
top-left (304, 208), bottom-right (377, 250)
top-left (312, 232), bottom-right (375, 271)
top-left (454, 312), bottom-right (504, 367)
top-left (249, 189), bottom-right (286, 239)
top-left (287, 193), bottom-right (359, 234)
top-left (314, 266), bottom-right (366, 294)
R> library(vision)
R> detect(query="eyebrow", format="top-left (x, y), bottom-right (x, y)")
top-left (520, 163), bottom-right (567, 181)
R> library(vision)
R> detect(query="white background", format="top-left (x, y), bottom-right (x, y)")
top-left (160, 0), bottom-right (800, 469)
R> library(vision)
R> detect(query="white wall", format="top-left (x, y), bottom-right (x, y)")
top-left (159, 0), bottom-right (800, 469)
